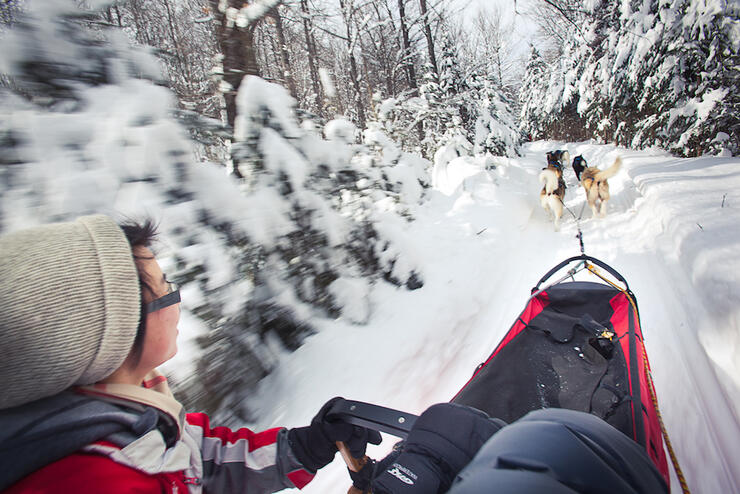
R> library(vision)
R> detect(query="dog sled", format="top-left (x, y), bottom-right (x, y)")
top-left (330, 255), bottom-right (684, 492)
top-left (451, 255), bottom-right (669, 482)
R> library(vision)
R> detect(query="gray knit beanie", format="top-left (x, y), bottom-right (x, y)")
top-left (0, 215), bottom-right (141, 409)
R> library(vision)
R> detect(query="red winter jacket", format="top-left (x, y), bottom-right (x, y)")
top-left (1, 376), bottom-right (315, 493)
top-left (5, 450), bottom-right (185, 493)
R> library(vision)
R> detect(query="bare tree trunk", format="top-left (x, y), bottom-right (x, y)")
top-left (300, 0), bottom-right (324, 114)
top-left (113, 5), bottom-right (123, 27)
top-left (418, 0), bottom-right (438, 79)
top-left (369, 2), bottom-right (395, 97)
top-left (474, 6), bottom-right (516, 90)
top-left (209, 0), bottom-right (274, 128)
top-left (266, 27), bottom-right (284, 75)
top-left (129, 0), bottom-right (152, 46)
top-left (348, 47), bottom-right (367, 129)
top-left (270, 6), bottom-right (298, 98)
top-left (104, 5), bottom-right (123, 27)
top-left (397, 0), bottom-right (418, 94)
top-left (339, 0), bottom-right (366, 129)
top-left (162, 0), bottom-right (193, 94)
top-left (361, 52), bottom-right (376, 110)
top-left (401, 0), bottom-right (425, 142)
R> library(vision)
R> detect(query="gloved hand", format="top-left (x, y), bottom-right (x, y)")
top-left (288, 397), bottom-right (383, 472)
top-left (372, 403), bottom-right (503, 494)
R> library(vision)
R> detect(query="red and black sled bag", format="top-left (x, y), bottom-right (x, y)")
top-left (452, 255), bottom-right (669, 484)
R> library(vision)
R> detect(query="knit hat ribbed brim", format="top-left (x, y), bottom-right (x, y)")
top-left (0, 215), bottom-right (141, 410)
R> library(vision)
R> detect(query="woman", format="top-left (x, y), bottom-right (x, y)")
top-left (0, 215), bottom-right (380, 493)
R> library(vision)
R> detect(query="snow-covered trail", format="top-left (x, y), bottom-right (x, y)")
top-left (519, 142), bottom-right (740, 492)
top-left (253, 141), bottom-right (740, 493)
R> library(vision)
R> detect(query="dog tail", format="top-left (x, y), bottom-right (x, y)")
top-left (595, 156), bottom-right (622, 181)
top-left (562, 151), bottom-right (571, 167)
top-left (539, 168), bottom-right (559, 194)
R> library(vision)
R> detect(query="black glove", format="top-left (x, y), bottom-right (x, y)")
top-left (372, 403), bottom-right (503, 494)
top-left (288, 397), bottom-right (383, 472)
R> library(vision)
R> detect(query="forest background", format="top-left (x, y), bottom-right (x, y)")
top-left (0, 0), bottom-right (737, 424)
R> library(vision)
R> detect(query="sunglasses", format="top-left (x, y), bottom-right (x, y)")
top-left (145, 277), bottom-right (180, 314)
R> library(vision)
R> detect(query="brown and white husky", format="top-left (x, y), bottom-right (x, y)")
top-left (580, 156), bottom-right (622, 217)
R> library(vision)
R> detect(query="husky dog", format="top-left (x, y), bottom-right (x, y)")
top-left (571, 155), bottom-right (588, 182)
top-left (539, 163), bottom-right (566, 230)
top-left (581, 157), bottom-right (622, 217)
top-left (546, 150), bottom-right (570, 171)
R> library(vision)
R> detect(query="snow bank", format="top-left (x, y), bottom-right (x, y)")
top-left (256, 141), bottom-right (740, 493)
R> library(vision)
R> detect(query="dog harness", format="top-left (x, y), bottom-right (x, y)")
top-left (546, 151), bottom-right (567, 170)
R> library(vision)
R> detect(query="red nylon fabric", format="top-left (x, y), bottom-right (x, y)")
top-left (3, 453), bottom-right (184, 493)
top-left (142, 375), bottom-right (168, 389)
top-left (287, 468), bottom-right (315, 489)
top-left (186, 412), bottom-right (282, 451)
top-left (7, 415), bottom-right (313, 493)
top-left (186, 412), bottom-right (315, 489)
top-left (609, 293), bottom-right (669, 485)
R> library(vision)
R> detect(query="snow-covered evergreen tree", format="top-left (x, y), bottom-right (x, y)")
top-left (519, 47), bottom-right (549, 139)
top-left (437, 29), bottom-right (467, 98)
top-left (520, 0), bottom-right (739, 157)
top-left (0, 0), bottom-right (427, 424)
top-left (470, 73), bottom-right (522, 157)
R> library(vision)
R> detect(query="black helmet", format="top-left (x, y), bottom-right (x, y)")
top-left (448, 409), bottom-right (668, 494)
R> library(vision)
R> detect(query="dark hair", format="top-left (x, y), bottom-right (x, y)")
top-left (119, 219), bottom-right (159, 361)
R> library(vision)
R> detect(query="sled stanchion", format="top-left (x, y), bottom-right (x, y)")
top-left (337, 441), bottom-right (366, 472)
top-left (533, 255), bottom-right (631, 292)
top-left (529, 261), bottom-right (585, 301)
top-left (336, 442), bottom-right (369, 494)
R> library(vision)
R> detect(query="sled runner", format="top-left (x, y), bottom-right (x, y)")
top-left (331, 255), bottom-right (683, 491)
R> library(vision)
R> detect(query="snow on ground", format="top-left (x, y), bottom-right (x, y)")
top-left (249, 141), bottom-right (740, 493)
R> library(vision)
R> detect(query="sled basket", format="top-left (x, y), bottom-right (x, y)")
top-left (451, 255), bottom-right (670, 484)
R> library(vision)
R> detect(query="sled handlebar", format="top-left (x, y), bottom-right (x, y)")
top-left (328, 400), bottom-right (418, 494)
top-left (327, 398), bottom-right (417, 438)
top-left (533, 255), bottom-right (631, 292)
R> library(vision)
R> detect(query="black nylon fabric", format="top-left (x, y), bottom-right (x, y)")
top-left (372, 403), bottom-right (504, 494)
top-left (453, 281), bottom-right (633, 440)
top-left (448, 408), bottom-right (668, 494)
